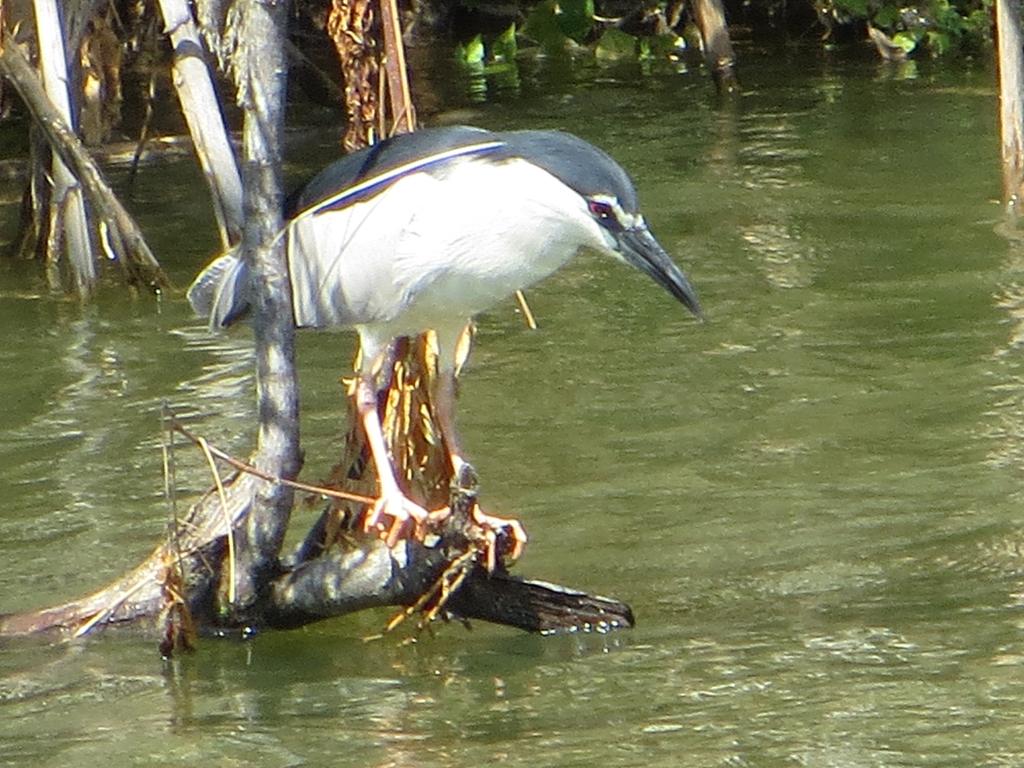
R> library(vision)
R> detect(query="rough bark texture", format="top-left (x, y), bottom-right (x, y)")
top-left (0, 471), bottom-right (634, 639)
top-left (220, 0), bottom-right (302, 622)
top-left (0, 473), bottom-right (258, 638)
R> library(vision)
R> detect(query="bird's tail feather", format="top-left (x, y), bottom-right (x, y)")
top-left (186, 248), bottom-right (252, 329)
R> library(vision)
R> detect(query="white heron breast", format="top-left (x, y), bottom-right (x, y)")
top-left (392, 158), bottom-right (608, 321)
top-left (285, 156), bottom-right (610, 337)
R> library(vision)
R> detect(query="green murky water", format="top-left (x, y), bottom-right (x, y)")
top-left (3, 46), bottom-right (1024, 766)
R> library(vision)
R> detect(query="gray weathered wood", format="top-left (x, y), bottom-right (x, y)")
top-left (0, 35), bottom-right (168, 288)
top-left (32, 0), bottom-right (96, 294)
top-left (221, 0), bottom-right (302, 620)
top-left (156, 0), bottom-right (244, 248)
top-left (997, 0), bottom-right (1024, 213)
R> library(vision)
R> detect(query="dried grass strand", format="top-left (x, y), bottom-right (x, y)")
top-left (196, 435), bottom-right (236, 605)
top-left (170, 419), bottom-right (375, 505)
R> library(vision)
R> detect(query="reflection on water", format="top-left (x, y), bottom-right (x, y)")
top-left (2, 47), bottom-right (1024, 767)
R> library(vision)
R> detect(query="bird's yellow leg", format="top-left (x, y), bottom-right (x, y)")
top-left (356, 373), bottom-right (429, 546)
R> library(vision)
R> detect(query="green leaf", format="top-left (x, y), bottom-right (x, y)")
top-left (595, 28), bottom-right (637, 60)
top-left (834, 0), bottom-right (869, 19)
top-left (892, 30), bottom-right (919, 53)
top-left (554, 0), bottom-right (595, 43)
top-left (645, 32), bottom-right (686, 59)
top-left (492, 24), bottom-right (518, 62)
top-left (925, 29), bottom-right (951, 55)
top-left (458, 34), bottom-right (485, 65)
top-left (872, 6), bottom-right (900, 27)
top-left (523, 0), bottom-right (570, 50)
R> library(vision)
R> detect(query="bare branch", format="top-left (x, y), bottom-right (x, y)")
top-left (0, 34), bottom-right (169, 289)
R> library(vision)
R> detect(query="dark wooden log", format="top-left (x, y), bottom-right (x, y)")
top-left (0, 465), bottom-right (634, 640)
top-left (445, 571), bottom-right (636, 635)
top-left (267, 539), bottom-right (635, 635)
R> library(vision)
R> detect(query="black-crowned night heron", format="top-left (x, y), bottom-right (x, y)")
top-left (188, 125), bottom-right (702, 554)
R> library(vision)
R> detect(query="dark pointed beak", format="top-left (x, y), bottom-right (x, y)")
top-left (618, 226), bottom-right (704, 321)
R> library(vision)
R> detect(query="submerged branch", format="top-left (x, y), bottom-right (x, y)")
top-left (267, 538), bottom-right (635, 635)
top-left (0, 430), bottom-right (634, 640)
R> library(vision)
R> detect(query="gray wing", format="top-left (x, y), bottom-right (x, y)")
top-left (287, 170), bottom-right (445, 329)
top-left (191, 126), bottom-right (503, 331)
top-left (288, 126), bottom-right (496, 215)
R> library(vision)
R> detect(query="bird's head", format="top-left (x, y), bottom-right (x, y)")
top-left (583, 192), bottom-right (703, 321)
top-left (500, 130), bottom-right (704, 321)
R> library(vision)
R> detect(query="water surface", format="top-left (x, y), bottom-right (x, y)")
top-left (2, 47), bottom-right (1024, 766)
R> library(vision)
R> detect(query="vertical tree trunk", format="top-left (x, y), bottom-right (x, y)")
top-left (379, 0), bottom-right (416, 133)
top-left (32, 0), bottom-right (95, 294)
top-left (156, 0), bottom-right (244, 248)
top-left (996, 0), bottom-right (1024, 213)
top-left (223, 0), bottom-right (301, 619)
top-left (691, 0), bottom-right (738, 94)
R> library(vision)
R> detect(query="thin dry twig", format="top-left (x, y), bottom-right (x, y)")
top-left (72, 576), bottom-right (152, 638)
top-left (196, 434), bottom-right (237, 605)
top-left (159, 406), bottom-right (198, 654)
top-left (515, 290), bottom-right (538, 329)
top-left (373, 546), bottom-right (479, 639)
top-left (168, 417), bottom-right (375, 506)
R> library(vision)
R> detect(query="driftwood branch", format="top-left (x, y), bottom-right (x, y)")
top-left (0, 471), bottom-right (260, 638)
top-left (156, 0), bottom-right (244, 247)
top-left (0, 432), bottom-right (634, 640)
top-left (220, 0), bottom-right (301, 620)
top-left (0, 34), bottom-right (169, 289)
top-left (268, 539), bottom-right (635, 634)
top-left (0, 491), bottom-right (636, 640)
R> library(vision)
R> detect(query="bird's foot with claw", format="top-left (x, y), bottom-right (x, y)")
top-left (362, 492), bottom-right (431, 547)
top-left (449, 462), bottom-right (528, 572)
top-left (471, 507), bottom-right (527, 572)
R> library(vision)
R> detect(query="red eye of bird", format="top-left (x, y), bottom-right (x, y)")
top-left (588, 199), bottom-right (614, 220)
